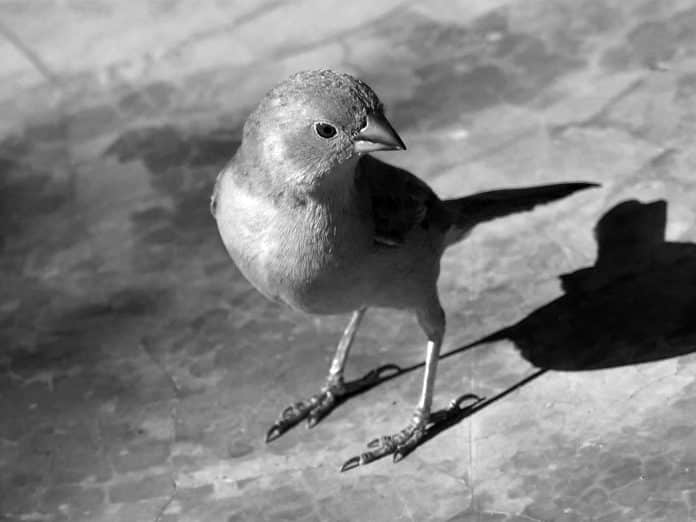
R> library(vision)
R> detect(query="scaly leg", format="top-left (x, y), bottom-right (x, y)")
top-left (267, 308), bottom-right (377, 442)
top-left (341, 303), bottom-right (445, 470)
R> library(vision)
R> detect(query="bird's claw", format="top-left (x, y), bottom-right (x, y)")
top-left (428, 393), bottom-right (485, 426)
top-left (266, 391), bottom-right (332, 442)
top-left (448, 393), bottom-right (484, 412)
top-left (339, 394), bottom-right (486, 471)
top-left (364, 363), bottom-right (402, 382)
top-left (266, 365), bottom-right (403, 443)
top-left (340, 364), bottom-right (402, 395)
top-left (339, 455), bottom-right (362, 472)
top-left (306, 391), bottom-right (337, 428)
top-left (265, 425), bottom-right (283, 443)
top-left (340, 417), bottom-right (426, 472)
top-left (393, 426), bottom-right (424, 463)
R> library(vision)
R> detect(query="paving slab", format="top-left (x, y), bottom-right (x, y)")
top-left (1, 1), bottom-right (696, 520)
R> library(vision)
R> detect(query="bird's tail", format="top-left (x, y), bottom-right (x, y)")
top-left (443, 182), bottom-right (599, 246)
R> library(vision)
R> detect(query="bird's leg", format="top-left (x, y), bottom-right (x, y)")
top-left (305, 306), bottom-right (368, 426)
top-left (325, 307), bottom-right (365, 389)
top-left (266, 308), bottom-right (366, 442)
top-left (341, 305), bottom-right (445, 470)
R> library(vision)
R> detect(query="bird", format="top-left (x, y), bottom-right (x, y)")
top-left (211, 69), bottom-right (597, 470)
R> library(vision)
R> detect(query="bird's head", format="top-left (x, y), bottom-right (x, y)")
top-left (241, 69), bottom-right (405, 188)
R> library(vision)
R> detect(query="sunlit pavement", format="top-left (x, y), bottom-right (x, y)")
top-left (2, 1), bottom-right (696, 520)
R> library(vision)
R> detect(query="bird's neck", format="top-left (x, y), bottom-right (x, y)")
top-left (302, 156), bottom-right (361, 209)
top-left (234, 143), bottom-right (361, 211)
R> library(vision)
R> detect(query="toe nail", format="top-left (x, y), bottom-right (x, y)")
top-left (393, 451), bottom-right (403, 463)
top-left (340, 456), bottom-right (361, 472)
top-left (265, 426), bottom-right (280, 443)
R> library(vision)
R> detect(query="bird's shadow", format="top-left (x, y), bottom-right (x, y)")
top-left (339, 198), bottom-right (696, 460)
top-left (506, 198), bottom-right (696, 371)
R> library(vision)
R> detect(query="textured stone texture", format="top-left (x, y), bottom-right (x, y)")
top-left (2, 1), bottom-right (696, 521)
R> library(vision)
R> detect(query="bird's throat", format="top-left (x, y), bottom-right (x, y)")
top-left (298, 155), bottom-right (360, 207)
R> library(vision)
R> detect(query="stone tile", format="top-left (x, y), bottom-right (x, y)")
top-left (110, 439), bottom-right (171, 473)
top-left (2, 0), bottom-right (696, 521)
top-left (611, 479), bottom-right (652, 508)
top-left (108, 472), bottom-right (174, 504)
top-left (40, 485), bottom-right (105, 517)
top-left (107, 497), bottom-right (173, 522)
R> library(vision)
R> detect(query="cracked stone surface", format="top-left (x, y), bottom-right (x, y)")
top-left (2, 1), bottom-right (696, 521)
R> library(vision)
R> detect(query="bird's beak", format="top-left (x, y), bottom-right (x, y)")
top-left (353, 113), bottom-right (406, 153)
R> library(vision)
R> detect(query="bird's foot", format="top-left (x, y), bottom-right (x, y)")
top-left (340, 409), bottom-right (427, 472)
top-left (265, 364), bottom-right (401, 442)
top-left (264, 386), bottom-right (337, 443)
top-left (340, 393), bottom-right (484, 472)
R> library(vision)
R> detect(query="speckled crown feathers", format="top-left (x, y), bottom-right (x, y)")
top-left (248, 69), bottom-right (384, 135)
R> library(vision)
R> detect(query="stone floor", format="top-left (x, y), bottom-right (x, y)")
top-left (2, 0), bottom-right (696, 520)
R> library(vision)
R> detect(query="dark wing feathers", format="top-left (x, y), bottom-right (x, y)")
top-left (357, 157), bottom-right (598, 248)
top-left (444, 182), bottom-right (599, 228)
top-left (358, 155), bottom-right (450, 246)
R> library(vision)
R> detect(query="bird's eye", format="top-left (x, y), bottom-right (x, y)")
top-left (314, 122), bottom-right (337, 139)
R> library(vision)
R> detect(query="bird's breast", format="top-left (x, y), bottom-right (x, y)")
top-left (215, 179), bottom-right (373, 314)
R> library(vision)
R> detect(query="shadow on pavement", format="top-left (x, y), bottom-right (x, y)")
top-left (505, 198), bottom-right (696, 370)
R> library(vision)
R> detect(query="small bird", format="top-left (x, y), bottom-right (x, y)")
top-left (211, 69), bottom-right (596, 470)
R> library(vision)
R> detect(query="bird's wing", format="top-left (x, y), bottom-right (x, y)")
top-left (358, 155), bottom-right (449, 247)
